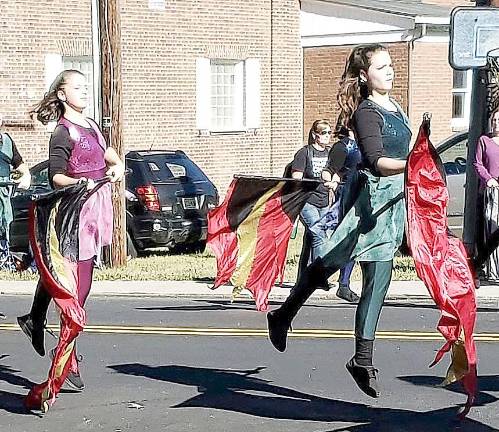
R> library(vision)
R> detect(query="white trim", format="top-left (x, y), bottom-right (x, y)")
top-left (245, 58), bottom-right (261, 129)
top-left (414, 16), bottom-right (450, 25)
top-left (301, 0), bottom-right (450, 32)
top-left (233, 61), bottom-right (245, 130)
top-left (44, 54), bottom-right (63, 91)
top-left (302, 30), bottom-right (412, 47)
top-left (301, 0), bottom-right (415, 29)
top-left (451, 69), bottom-right (472, 130)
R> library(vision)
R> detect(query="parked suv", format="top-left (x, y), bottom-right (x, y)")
top-left (9, 150), bottom-right (219, 256)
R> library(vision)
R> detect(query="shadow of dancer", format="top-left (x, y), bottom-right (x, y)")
top-left (108, 363), bottom-right (497, 431)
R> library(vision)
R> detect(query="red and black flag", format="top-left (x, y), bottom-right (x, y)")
top-left (25, 180), bottom-right (108, 412)
top-left (406, 118), bottom-right (477, 418)
top-left (207, 175), bottom-right (317, 311)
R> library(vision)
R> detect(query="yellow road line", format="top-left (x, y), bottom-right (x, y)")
top-left (1, 323), bottom-right (499, 341)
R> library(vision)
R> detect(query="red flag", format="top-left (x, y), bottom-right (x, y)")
top-left (208, 176), bottom-right (315, 311)
top-left (405, 120), bottom-right (477, 417)
top-left (25, 181), bottom-right (108, 412)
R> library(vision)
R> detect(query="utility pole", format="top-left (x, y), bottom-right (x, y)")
top-left (92, 0), bottom-right (126, 267)
top-left (462, 0), bottom-right (496, 256)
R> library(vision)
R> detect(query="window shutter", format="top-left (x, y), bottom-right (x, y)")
top-left (233, 61), bottom-right (245, 130)
top-left (44, 54), bottom-right (63, 90)
top-left (245, 58), bottom-right (261, 129)
top-left (196, 58), bottom-right (211, 131)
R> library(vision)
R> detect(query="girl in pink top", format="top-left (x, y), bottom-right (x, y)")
top-left (474, 107), bottom-right (499, 281)
top-left (17, 70), bottom-right (125, 410)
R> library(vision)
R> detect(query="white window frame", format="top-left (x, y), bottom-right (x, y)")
top-left (196, 57), bottom-right (261, 134)
top-left (63, 56), bottom-right (96, 119)
top-left (451, 69), bottom-right (472, 131)
top-left (44, 54), bottom-right (97, 131)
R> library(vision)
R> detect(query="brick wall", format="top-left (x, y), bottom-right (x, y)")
top-left (409, 41), bottom-right (454, 144)
top-left (1, 1), bottom-right (302, 195)
top-left (303, 43), bottom-right (410, 142)
top-left (0, 0), bottom-right (92, 164)
top-left (270, 0), bottom-right (303, 175)
top-left (121, 0), bottom-right (302, 193)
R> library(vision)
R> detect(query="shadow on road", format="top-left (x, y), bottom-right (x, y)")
top-left (383, 302), bottom-right (499, 313)
top-left (0, 355), bottom-right (34, 415)
top-left (398, 375), bottom-right (499, 406)
top-left (136, 299), bottom-right (281, 312)
top-left (108, 363), bottom-right (497, 431)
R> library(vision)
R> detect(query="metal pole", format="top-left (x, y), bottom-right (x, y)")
top-left (462, 0), bottom-right (495, 255)
top-left (90, 0), bottom-right (102, 123)
top-left (462, 67), bottom-right (488, 254)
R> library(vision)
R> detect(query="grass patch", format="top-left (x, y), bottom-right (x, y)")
top-left (0, 226), bottom-right (418, 282)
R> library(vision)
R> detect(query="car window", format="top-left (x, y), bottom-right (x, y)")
top-left (439, 137), bottom-right (468, 175)
top-left (140, 156), bottom-right (210, 182)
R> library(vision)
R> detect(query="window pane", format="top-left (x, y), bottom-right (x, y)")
top-left (452, 93), bottom-right (465, 118)
top-left (210, 60), bottom-right (241, 130)
top-left (453, 70), bottom-right (466, 89)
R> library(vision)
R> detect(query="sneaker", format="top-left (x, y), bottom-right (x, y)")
top-left (49, 348), bottom-right (85, 391)
top-left (345, 357), bottom-right (380, 398)
top-left (66, 370), bottom-right (85, 391)
top-left (336, 285), bottom-right (360, 303)
top-left (17, 314), bottom-right (45, 356)
top-left (0, 312), bottom-right (5, 320)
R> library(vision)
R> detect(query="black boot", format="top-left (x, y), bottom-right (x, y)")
top-left (17, 314), bottom-right (46, 357)
top-left (346, 357), bottom-right (379, 398)
top-left (17, 282), bottom-right (52, 357)
top-left (336, 284), bottom-right (360, 303)
top-left (267, 310), bottom-right (292, 352)
top-left (268, 262), bottom-right (326, 352)
top-left (346, 338), bottom-right (379, 398)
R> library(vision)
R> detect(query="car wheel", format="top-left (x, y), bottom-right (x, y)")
top-left (127, 231), bottom-right (139, 259)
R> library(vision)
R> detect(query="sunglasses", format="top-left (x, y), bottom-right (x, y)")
top-left (317, 130), bottom-right (332, 136)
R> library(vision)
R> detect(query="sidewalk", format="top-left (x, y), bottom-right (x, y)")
top-left (1, 279), bottom-right (499, 302)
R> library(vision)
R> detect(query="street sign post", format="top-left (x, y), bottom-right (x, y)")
top-left (449, 5), bottom-right (499, 258)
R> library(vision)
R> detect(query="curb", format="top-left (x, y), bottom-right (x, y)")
top-left (1, 280), bottom-right (499, 302)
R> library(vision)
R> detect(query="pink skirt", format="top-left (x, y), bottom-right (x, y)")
top-left (78, 182), bottom-right (113, 261)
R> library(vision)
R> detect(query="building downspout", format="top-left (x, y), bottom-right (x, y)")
top-left (407, 23), bottom-right (426, 125)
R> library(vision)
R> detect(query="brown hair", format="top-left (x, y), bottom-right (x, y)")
top-left (30, 69), bottom-right (84, 125)
top-left (307, 119), bottom-right (331, 145)
top-left (336, 44), bottom-right (388, 130)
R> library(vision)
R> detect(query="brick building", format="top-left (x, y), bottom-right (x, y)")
top-left (302, 0), bottom-right (474, 144)
top-left (0, 0), bottom-right (302, 194)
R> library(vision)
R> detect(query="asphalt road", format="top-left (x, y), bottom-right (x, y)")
top-left (1, 295), bottom-right (499, 431)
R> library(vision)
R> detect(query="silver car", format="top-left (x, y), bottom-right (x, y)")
top-left (437, 131), bottom-right (468, 237)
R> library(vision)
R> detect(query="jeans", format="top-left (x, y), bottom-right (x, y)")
top-left (297, 203), bottom-right (329, 279)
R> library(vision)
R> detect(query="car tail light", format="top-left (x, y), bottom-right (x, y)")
top-left (135, 185), bottom-right (160, 212)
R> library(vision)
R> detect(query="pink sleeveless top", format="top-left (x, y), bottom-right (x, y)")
top-left (57, 117), bottom-right (113, 261)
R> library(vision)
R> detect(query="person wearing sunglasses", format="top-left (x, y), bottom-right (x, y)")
top-left (290, 120), bottom-right (333, 290)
